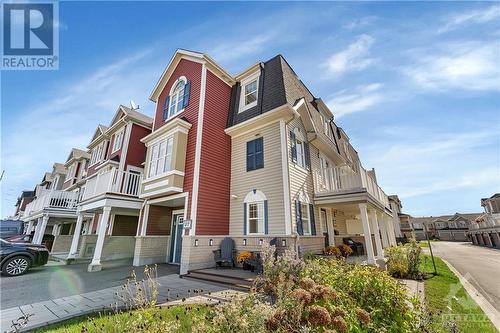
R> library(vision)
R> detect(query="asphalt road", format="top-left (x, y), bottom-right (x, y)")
top-left (428, 241), bottom-right (500, 312)
top-left (0, 262), bottom-right (179, 309)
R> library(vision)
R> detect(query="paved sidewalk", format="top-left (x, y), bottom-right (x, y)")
top-left (0, 275), bottom-right (230, 332)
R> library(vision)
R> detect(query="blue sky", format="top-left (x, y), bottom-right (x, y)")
top-left (1, 1), bottom-right (499, 217)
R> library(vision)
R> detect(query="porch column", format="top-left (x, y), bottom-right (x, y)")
top-left (370, 211), bottom-right (384, 260)
top-left (88, 207), bottom-right (111, 272)
top-left (378, 212), bottom-right (390, 248)
top-left (359, 203), bottom-right (376, 265)
top-left (34, 215), bottom-right (49, 244)
top-left (327, 209), bottom-right (335, 246)
top-left (67, 214), bottom-right (84, 259)
top-left (386, 215), bottom-right (397, 246)
top-left (25, 221), bottom-right (34, 235)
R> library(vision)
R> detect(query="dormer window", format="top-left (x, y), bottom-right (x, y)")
top-left (239, 72), bottom-right (260, 112)
top-left (162, 77), bottom-right (191, 121)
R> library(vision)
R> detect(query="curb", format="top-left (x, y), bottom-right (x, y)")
top-left (440, 258), bottom-right (500, 331)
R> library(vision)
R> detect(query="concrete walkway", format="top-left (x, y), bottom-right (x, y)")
top-left (0, 274), bottom-right (230, 332)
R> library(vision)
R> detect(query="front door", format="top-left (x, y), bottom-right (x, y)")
top-left (321, 209), bottom-right (329, 247)
top-left (170, 214), bottom-right (184, 264)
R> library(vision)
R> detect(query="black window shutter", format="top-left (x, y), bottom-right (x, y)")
top-left (296, 200), bottom-right (303, 235)
top-left (183, 81), bottom-right (191, 108)
top-left (243, 203), bottom-right (247, 235)
top-left (162, 96), bottom-right (170, 121)
top-left (255, 137), bottom-right (264, 169)
top-left (246, 140), bottom-right (255, 171)
top-left (304, 142), bottom-right (311, 170)
top-left (290, 131), bottom-right (297, 163)
top-left (309, 204), bottom-right (316, 235)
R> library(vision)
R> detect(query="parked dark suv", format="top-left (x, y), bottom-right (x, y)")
top-left (0, 239), bottom-right (49, 276)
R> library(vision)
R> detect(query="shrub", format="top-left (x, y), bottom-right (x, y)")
top-left (236, 251), bottom-right (254, 264)
top-left (323, 246), bottom-right (341, 257)
top-left (406, 241), bottom-right (422, 279)
top-left (385, 241), bottom-right (422, 279)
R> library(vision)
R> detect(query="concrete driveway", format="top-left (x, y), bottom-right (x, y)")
top-left (0, 261), bottom-right (179, 310)
top-left (428, 241), bottom-right (500, 312)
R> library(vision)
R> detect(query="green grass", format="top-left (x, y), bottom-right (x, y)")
top-left (418, 240), bottom-right (430, 248)
top-left (34, 305), bottom-right (208, 333)
top-left (420, 254), bottom-right (497, 333)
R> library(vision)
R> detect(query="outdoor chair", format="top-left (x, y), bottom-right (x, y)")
top-left (213, 237), bottom-right (236, 268)
top-left (343, 238), bottom-right (364, 256)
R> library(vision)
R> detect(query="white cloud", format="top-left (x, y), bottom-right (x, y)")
top-left (439, 5), bottom-right (500, 33)
top-left (404, 42), bottom-right (500, 92)
top-left (323, 34), bottom-right (375, 78)
top-left (209, 33), bottom-right (276, 63)
top-left (326, 83), bottom-right (384, 118)
top-left (342, 16), bottom-right (377, 30)
top-left (363, 128), bottom-right (500, 202)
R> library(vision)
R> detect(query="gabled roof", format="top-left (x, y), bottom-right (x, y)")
top-left (65, 148), bottom-right (90, 165)
top-left (150, 49), bottom-right (235, 102)
top-left (108, 105), bottom-right (152, 129)
top-left (89, 124), bottom-right (109, 145)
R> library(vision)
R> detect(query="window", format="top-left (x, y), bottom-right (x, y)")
top-left (65, 164), bottom-right (75, 181)
top-left (301, 202), bottom-right (311, 235)
top-left (163, 77), bottom-right (190, 121)
top-left (90, 142), bottom-right (105, 166)
top-left (148, 137), bottom-right (174, 178)
top-left (246, 137), bottom-right (264, 171)
top-left (290, 129), bottom-right (310, 170)
top-left (112, 129), bottom-right (124, 153)
top-left (248, 202), bottom-right (264, 234)
top-left (239, 73), bottom-right (259, 112)
top-left (244, 190), bottom-right (268, 235)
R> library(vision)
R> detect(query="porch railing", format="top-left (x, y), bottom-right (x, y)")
top-left (23, 190), bottom-right (79, 217)
top-left (471, 213), bottom-right (500, 229)
top-left (316, 165), bottom-right (390, 209)
top-left (81, 169), bottom-right (142, 201)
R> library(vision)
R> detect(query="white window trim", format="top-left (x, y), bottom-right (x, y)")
top-left (239, 72), bottom-right (260, 113)
top-left (90, 141), bottom-right (106, 167)
top-left (146, 136), bottom-right (174, 179)
top-left (244, 190), bottom-right (267, 235)
top-left (300, 202), bottom-right (312, 235)
top-left (111, 128), bottom-right (124, 153)
top-left (165, 76), bottom-right (187, 122)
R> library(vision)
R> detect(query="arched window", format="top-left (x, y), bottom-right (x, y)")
top-left (243, 190), bottom-right (268, 235)
top-left (162, 77), bottom-right (191, 121)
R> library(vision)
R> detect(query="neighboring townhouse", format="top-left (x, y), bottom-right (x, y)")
top-left (14, 190), bottom-right (35, 220)
top-left (48, 148), bottom-right (92, 255)
top-left (21, 163), bottom-right (80, 246)
top-left (67, 105), bottom-right (153, 271)
top-left (410, 213), bottom-right (481, 241)
top-left (132, 50), bottom-right (399, 275)
top-left (469, 193), bottom-right (500, 248)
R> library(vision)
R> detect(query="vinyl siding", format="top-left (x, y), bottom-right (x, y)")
top-left (229, 121), bottom-right (285, 235)
top-left (125, 124), bottom-right (150, 168)
top-left (146, 205), bottom-right (173, 236)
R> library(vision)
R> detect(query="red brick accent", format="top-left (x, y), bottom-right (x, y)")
top-left (112, 215), bottom-right (139, 236)
top-left (146, 206), bottom-right (173, 235)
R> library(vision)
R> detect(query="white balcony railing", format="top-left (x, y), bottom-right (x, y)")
top-left (23, 189), bottom-right (79, 217)
top-left (81, 169), bottom-right (141, 201)
top-left (316, 165), bottom-right (390, 209)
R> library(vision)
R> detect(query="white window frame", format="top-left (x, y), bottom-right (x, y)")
top-left (111, 128), bottom-right (124, 153)
top-left (301, 202), bottom-right (311, 235)
top-left (165, 77), bottom-right (187, 121)
top-left (90, 141), bottom-right (105, 166)
top-left (244, 190), bottom-right (267, 235)
top-left (239, 72), bottom-right (260, 113)
top-left (247, 202), bottom-right (264, 235)
top-left (296, 139), bottom-right (306, 168)
top-left (147, 136), bottom-right (174, 179)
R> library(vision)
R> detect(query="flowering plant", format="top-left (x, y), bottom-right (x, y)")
top-left (323, 246), bottom-right (342, 257)
top-left (338, 244), bottom-right (353, 257)
top-left (237, 251), bottom-right (254, 264)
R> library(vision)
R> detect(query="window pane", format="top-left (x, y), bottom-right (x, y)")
top-left (245, 80), bottom-right (257, 94)
top-left (245, 92), bottom-right (257, 105)
top-left (249, 219), bottom-right (257, 233)
top-left (164, 138), bottom-right (173, 172)
top-left (296, 141), bottom-right (304, 167)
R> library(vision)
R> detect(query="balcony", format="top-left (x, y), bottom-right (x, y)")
top-left (23, 190), bottom-right (79, 218)
top-left (472, 213), bottom-right (500, 230)
top-left (315, 165), bottom-right (390, 209)
top-left (81, 169), bottom-right (142, 202)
